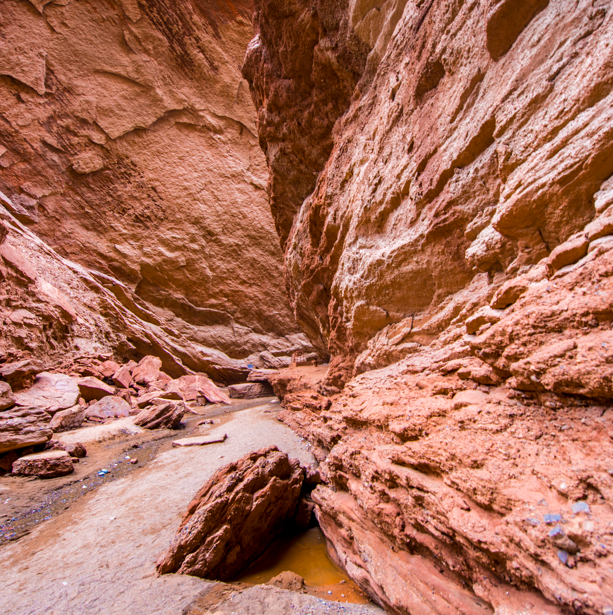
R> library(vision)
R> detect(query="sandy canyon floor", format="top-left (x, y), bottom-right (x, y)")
top-left (0, 399), bottom-right (383, 615)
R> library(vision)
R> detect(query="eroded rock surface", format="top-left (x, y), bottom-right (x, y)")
top-left (246, 1), bottom-right (613, 613)
top-left (157, 446), bottom-right (304, 581)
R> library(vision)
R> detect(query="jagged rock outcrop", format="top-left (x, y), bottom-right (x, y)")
top-left (0, 0), bottom-right (312, 375)
top-left (246, 1), bottom-right (613, 613)
top-left (156, 446), bottom-right (304, 580)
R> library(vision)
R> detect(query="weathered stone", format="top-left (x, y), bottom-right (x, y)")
top-left (246, 369), bottom-right (278, 383)
top-left (112, 365), bottom-right (133, 389)
top-left (48, 440), bottom-right (87, 458)
top-left (49, 405), bottom-right (84, 432)
top-left (98, 360), bottom-right (120, 379)
top-left (14, 372), bottom-right (80, 414)
top-left (165, 374), bottom-right (230, 404)
top-left (0, 381), bottom-right (15, 410)
top-left (156, 446), bottom-right (304, 580)
top-left (12, 450), bottom-right (74, 478)
top-left (227, 382), bottom-right (275, 399)
top-left (0, 406), bottom-right (52, 454)
top-left (131, 356), bottom-right (163, 385)
top-left (171, 434), bottom-right (227, 448)
top-left (133, 401), bottom-right (186, 430)
top-left (85, 396), bottom-right (131, 421)
top-left (0, 359), bottom-right (43, 391)
top-left (78, 377), bottom-right (116, 402)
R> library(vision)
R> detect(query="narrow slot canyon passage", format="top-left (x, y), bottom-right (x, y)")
top-left (1, 1), bottom-right (613, 614)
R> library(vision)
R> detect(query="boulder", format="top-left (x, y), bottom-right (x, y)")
top-left (48, 440), bottom-right (87, 458)
top-left (112, 365), bottom-right (133, 389)
top-left (165, 374), bottom-right (230, 404)
top-left (98, 360), bottom-right (120, 378)
top-left (85, 396), bottom-right (131, 421)
top-left (48, 405), bottom-right (85, 432)
top-left (171, 434), bottom-right (227, 447)
top-left (78, 377), bottom-right (115, 401)
top-left (0, 359), bottom-right (43, 390)
top-left (0, 381), bottom-right (15, 410)
top-left (246, 369), bottom-right (278, 383)
top-left (133, 400), bottom-right (186, 430)
top-left (12, 450), bottom-right (74, 478)
top-left (156, 446), bottom-right (304, 580)
top-left (0, 407), bottom-right (52, 453)
top-left (131, 355), bottom-right (162, 385)
top-left (14, 372), bottom-right (80, 414)
top-left (228, 382), bottom-right (275, 399)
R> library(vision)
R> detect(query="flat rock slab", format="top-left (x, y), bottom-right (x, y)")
top-left (0, 406), bottom-right (52, 454)
top-left (78, 377), bottom-right (115, 402)
top-left (14, 372), bottom-right (80, 413)
top-left (12, 449), bottom-right (74, 478)
top-left (171, 434), bottom-right (227, 448)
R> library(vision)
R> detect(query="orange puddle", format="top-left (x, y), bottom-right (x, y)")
top-left (235, 527), bottom-right (370, 604)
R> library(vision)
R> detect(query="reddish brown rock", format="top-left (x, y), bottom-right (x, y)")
top-left (111, 365), bottom-right (132, 389)
top-left (0, 381), bottom-right (15, 411)
top-left (12, 450), bottom-right (74, 478)
top-left (0, 359), bottom-right (43, 391)
top-left (98, 360), bottom-right (120, 379)
top-left (78, 377), bottom-right (116, 402)
top-left (48, 405), bottom-right (84, 432)
top-left (48, 440), bottom-right (87, 458)
top-left (227, 382), bottom-right (275, 399)
top-left (133, 401), bottom-right (186, 430)
top-left (165, 374), bottom-right (230, 405)
top-left (85, 396), bottom-right (131, 421)
top-left (131, 356), bottom-right (162, 386)
top-left (0, 406), bottom-right (52, 454)
top-left (14, 372), bottom-right (80, 414)
top-left (156, 446), bottom-right (304, 580)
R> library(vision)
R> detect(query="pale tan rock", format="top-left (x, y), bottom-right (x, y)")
top-left (171, 434), bottom-right (227, 448)
top-left (12, 450), bottom-right (74, 478)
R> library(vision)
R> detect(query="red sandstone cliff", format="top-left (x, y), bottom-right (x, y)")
top-left (245, 1), bottom-right (613, 612)
top-left (0, 0), bottom-right (312, 374)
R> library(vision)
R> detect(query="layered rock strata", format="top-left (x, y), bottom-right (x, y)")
top-left (246, 1), bottom-right (613, 613)
top-left (157, 446), bottom-right (304, 580)
top-left (0, 0), bottom-right (311, 371)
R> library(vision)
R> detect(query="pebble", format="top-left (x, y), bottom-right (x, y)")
top-left (557, 550), bottom-right (569, 564)
top-left (571, 501), bottom-right (590, 514)
top-left (544, 513), bottom-right (562, 524)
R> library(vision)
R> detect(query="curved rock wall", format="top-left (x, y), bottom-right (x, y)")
top-left (247, 0), bottom-right (613, 612)
top-left (0, 0), bottom-right (308, 366)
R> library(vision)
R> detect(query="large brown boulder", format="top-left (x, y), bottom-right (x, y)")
top-left (78, 377), bottom-right (115, 402)
top-left (0, 359), bottom-right (43, 391)
top-left (85, 396), bottom-right (131, 421)
top-left (14, 372), bottom-right (80, 414)
top-left (0, 381), bottom-right (15, 410)
top-left (156, 446), bottom-right (304, 580)
top-left (48, 405), bottom-right (84, 432)
top-left (227, 382), bottom-right (275, 399)
top-left (0, 407), bottom-right (52, 454)
top-left (133, 401), bottom-right (186, 430)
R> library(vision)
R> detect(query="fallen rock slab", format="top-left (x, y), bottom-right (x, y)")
top-left (171, 434), bottom-right (227, 448)
top-left (227, 382), bottom-right (275, 399)
top-left (0, 359), bottom-right (43, 390)
top-left (166, 374), bottom-right (230, 404)
top-left (0, 407), bottom-right (52, 453)
top-left (85, 396), bottom-right (131, 421)
top-left (48, 440), bottom-right (87, 458)
top-left (14, 372), bottom-right (80, 413)
top-left (246, 368), bottom-right (278, 383)
top-left (112, 365), bottom-right (133, 389)
top-left (49, 405), bottom-right (84, 432)
top-left (156, 446), bottom-right (304, 580)
top-left (131, 355), bottom-right (162, 385)
top-left (133, 401), bottom-right (186, 430)
top-left (78, 377), bottom-right (115, 401)
top-left (12, 450), bottom-right (74, 478)
top-left (0, 381), bottom-right (15, 410)
top-left (56, 417), bottom-right (144, 445)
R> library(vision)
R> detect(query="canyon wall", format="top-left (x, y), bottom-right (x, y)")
top-left (0, 0), bottom-right (310, 375)
top-left (246, 0), bottom-right (613, 613)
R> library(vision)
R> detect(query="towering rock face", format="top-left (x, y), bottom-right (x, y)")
top-left (0, 0), bottom-right (308, 368)
top-left (246, 1), bottom-right (613, 613)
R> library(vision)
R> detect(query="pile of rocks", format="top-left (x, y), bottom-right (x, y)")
top-left (0, 354), bottom-right (231, 476)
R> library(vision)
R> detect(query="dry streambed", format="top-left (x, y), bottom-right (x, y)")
top-left (0, 400), bottom-right (382, 615)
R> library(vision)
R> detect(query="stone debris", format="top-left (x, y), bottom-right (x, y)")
top-left (156, 446), bottom-right (304, 580)
top-left (133, 401), bottom-right (186, 430)
top-left (131, 356), bottom-right (163, 385)
top-left (78, 377), bottom-right (115, 402)
top-left (0, 381), bottom-right (15, 411)
top-left (14, 372), bottom-right (80, 414)
top-left (0, 359), bottom-right (43, 391)
top-left (48, 405), bottom-right (85, 432)
top-left (0, 406), bottom-right (52, 454)
top-left (171, 434), bottom-right (227, 448)
top-left (227, 382), bottom-right (275, 399)
top-left (85, 396), bottom-right (131, 421)
top-left (12, 450), bottom-right (74, 478)
top-left (165, 374), bottom-right (230, 404)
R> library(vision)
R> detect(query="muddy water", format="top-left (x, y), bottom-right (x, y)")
top-left (236, 526), bottom-right (370, 604)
